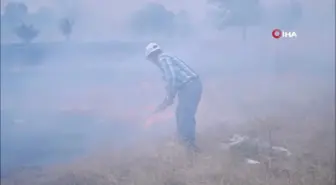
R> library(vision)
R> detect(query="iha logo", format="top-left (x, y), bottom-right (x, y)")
top-left (272, 29), bottom-right (297, 39)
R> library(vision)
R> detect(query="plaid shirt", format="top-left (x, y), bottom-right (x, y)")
top-left (157, 53), bottom-right (198, 99)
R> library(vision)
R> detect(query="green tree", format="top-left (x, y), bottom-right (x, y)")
top-left (3, 2), bottom-right (28, 23)
top-left (257, 0), bottom-right (302, 30)
top-left (208, 0), bottom-right (262, 41)
top-left (283, 0), bottom-right (302, 29)
top-left (129, 3), bottom-right (176, 37)
top-left (1, 2), bottom-right (29, 32)
top-left (59, 18), bottom-right (75, 40)
top-left (14, 23), bottom-right (39, 43)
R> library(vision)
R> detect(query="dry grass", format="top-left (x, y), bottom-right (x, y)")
top-left (1, 90), bottom-right (334, 185)
top-left (1, 28), bottom-right (334, 184)
top-left (1, 64), bottom-right (334, 185)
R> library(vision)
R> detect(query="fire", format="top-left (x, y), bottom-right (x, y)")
top-left (144, 111), bottom-right (174, 127)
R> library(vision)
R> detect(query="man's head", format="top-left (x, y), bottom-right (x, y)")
top-left (145, 42), bottom-right (162, 63)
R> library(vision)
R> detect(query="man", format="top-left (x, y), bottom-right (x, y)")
top-left (145, 42), bottom-right (202, 151)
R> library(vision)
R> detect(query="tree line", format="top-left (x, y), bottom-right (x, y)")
top-left (1, 1), bottom-right (302, 44)
top-left (1, 2), bottom-right (74, 43)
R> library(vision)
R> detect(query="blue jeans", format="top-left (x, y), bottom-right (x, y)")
top-left (176, 78), bottom-right (202, 148)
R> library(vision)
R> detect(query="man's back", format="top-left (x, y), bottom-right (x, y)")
top-left (158, 53), bottom-right (198, 89)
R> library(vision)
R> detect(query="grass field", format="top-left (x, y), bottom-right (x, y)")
top-left (1, 70), bottom-right (334, 185)
top-left (1, 28), bottom-right (334, 184)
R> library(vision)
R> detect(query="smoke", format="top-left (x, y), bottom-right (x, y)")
top-left (1, 0), bottom-right (334, 177)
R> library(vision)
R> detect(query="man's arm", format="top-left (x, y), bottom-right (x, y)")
top-left (161, 57), bottom-right (177, 101)
top-left (153, 57), bottom-right (177, 113)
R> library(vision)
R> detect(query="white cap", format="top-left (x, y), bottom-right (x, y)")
top-left (145, 42), bottom-right (161, 58)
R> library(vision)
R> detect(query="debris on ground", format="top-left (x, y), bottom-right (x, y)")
top-left (245, 158), bottom-right (261, 164)
top-left (221, 134), bottom-right (292, 164)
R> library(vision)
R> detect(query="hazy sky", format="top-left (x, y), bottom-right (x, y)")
top-left (1, 0), bottom-right (212, 40)
top-left (3, 0), bottom-right (208, 20)
top-left (1, 0), bottom-right (334, 41)
top-left (2, 0), bottom-right (333, 20)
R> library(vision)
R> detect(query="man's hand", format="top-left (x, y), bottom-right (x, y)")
top-left (153, 96), bottom-right (174, 114)
top-left (165, 95), bottom-right (174, 106)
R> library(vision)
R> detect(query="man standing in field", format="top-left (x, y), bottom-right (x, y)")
top-left (145, 42), bottom-right (202, 151)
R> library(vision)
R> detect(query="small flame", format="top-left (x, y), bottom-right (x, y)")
top-left (144, 111), bottom-right (174, 127)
